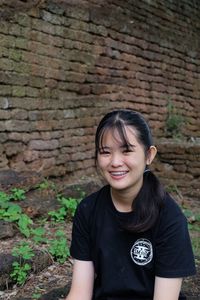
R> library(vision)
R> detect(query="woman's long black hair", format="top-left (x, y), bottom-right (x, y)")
top-left (95, 109), bottom-right (165, 233)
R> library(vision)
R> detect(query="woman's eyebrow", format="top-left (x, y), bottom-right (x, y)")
top-left (99, 146), bottom-right (110, 150)
top-left (120, 143), bottom-right (136, 148)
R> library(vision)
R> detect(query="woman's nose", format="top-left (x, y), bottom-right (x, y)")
top-left (111, 153), bottom-right (123, 167)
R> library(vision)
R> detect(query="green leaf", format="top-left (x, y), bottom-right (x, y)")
top-left (12, 242), bottom-right (34, 260)
top-left (0, 191), bottom-right (11, 203)
top-left (48, 207), bottom-right (66, 222)
top-left (17, 214), bottom-right (33, 237)
top-left (48, 235), bottom-right (70, 264)
top-left (31, 227), bottom-right (47, 244)
top-left (10, 188), bottom-right (26, 201)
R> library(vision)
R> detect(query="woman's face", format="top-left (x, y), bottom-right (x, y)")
top-left (97, 126), bottom-right (155, 197)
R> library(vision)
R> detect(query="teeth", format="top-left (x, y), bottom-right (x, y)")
top-left (110, 171), bottom-right (127, 176)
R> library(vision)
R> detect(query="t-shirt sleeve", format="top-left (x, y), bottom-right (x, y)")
top-left (70, 201), bottom-right (92, 261)
top-left (155, 202), bottom-right (196, 278)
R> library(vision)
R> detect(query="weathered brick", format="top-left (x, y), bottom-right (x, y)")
top-left (0, 121), bottom-right (6, 131)
top-left (0, 58), bottom-right (13, 71)
top-left (29, 76), bottom-right (45, 88)
top-left (17, 13), bottom-right (31, 27)
top-left (0, 34), bottom-right (15, 48)
top-left (43, 165), bottom-right (66, 177)
top-left (40, 131), bottom-right (63, 140)
top-left (45, 79), bottom-right (58, 88)
top-left (8, 132), bottom-right (40, 142)
top-left (8, 24), bottom-right (21, 36)
top-left (47, 2), bottom-right (65, 15)
top-left (12, 86), bottom-right (26, 97)
top-left (63, 28), bottom-right (94, 44)
top-left (55, 153), bottom-right (70, 165)
top-left (9, 159), bottom-right (27, 171)
top-left (4, 142), bottom-right (24, 157)
top-left (0, 72), bottom-right (28, 86)
top-left (0, 23), bottom-right (8, 34)
top-left (0, 154), bottom-right (9, 169)
top-left (88, 23), bottom-right (107, 37)
top-left (13, 61), bottom-right (30, 74)
top-left (15, 38), bottom-right (28, 50)
top-left (38, 149), bottom-right (59, 158)
top-left (0, 133), bottom-right (8, 143)
top-left (29, 139), bottom-right (59, 150)
top-left (41, 10), bottom-right (64, 25)
top-left (25, 87), bottom-right (39, 97)
top-left (0, 85), bottom-right (12, 96)
top-left (5, 120), bottom-right (34, 132)
top-left (27, 157), bottom-right (56, 172)
top-left (30, 30), bottom-right (63, 47)
top-left (64, 6), bottom-right (89, 21)
top-left (23, 150), bottom-right (40, 162)
top-left (28, 41), bottom-right (61, 58)
top-left (31, 18), bottom-right (56, 35)
top-left (11, 109), bottom-right (28, 120)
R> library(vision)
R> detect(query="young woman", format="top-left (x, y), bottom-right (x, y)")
top-left (66, 109), bottom-right (196, 300)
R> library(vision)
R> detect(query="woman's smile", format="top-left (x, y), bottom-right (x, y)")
top-left (109, 170), bottom-right (129, 180)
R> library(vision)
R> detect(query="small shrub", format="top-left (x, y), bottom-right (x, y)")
top-left (58, 196), bottom-right (78, 217)
top-left (11, 242), bottom-right (34, 285)
top-left (31, 227), bottom-right (47, 244)
top-left (48, 229), bottom-right (70, 263)
top-left (165, 101), bottom-right (184, 138)
top-left (10, 188), bottom-right (26, 201)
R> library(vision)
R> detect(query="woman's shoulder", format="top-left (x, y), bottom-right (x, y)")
top-left (157, 192), bottom-right (186, 230)
top-left (77, 184), bottom-right (109, 214)
top-left (162, 192), bottom-right (183, 217)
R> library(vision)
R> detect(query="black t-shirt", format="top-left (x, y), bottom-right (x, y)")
top-left (70, 185), bottom-right (196, 300)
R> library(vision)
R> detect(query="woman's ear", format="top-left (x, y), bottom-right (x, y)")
top-left (146, 146), bottom-right (157, 165)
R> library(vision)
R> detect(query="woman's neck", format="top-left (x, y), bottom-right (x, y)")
top-left (110, 188), bottom-right (134, 212)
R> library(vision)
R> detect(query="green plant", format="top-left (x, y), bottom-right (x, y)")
top-left (10, 242), bottom-right (34, 285)
top-left (10, 188), bottom-right (26, 201)
top-left (18, 214), bottom-right (33, 237)
top-left (58, 196), bottom-right (78, 217)
top-left (0, 190), bottom-right (33, 237)
top-left (37, 179), bottom-right (56, 191)
top-left (11, 262), bottom-right (31, 285)
top-left (48, 207), bottom-right (66, 223)
top-left (0, 191), bottom-right (11, 203)
top-left (0, 191), bottom-right (12, 217)
top-left (32, 290), bottom-right (42, 299)
top-left (165, 101), bottom-right (184, 138)
top-left (0, 184), bottom-right (76, 287)
top-left (12, 241), bottom-right (34, 260)
top-left (48, 229), bottom-right (70, 263)
top-left (31, 227), bottom-right (47, 244)
top-left (32, 287), bottom-right (43, 299)
top-left (1, 203), bottom-right (22, 221)
top-left (48, 195), bottom-right (79, 222)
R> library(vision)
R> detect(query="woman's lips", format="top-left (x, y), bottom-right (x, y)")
top-left (109, 171), bottom-right (129, 179)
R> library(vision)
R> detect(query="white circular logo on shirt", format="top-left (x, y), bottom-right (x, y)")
top-left (130, 238), bottom-right (153, 266)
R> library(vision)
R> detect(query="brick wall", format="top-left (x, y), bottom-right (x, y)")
top-left (0, 0), bottom-right (200, 196)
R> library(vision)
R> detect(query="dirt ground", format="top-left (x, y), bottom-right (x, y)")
top-left (0, 174), bottom-right (199, 300)
top-left (0, 221), bottom-right (73, 300)
top-left (0, 221), bottom-right (199, 300)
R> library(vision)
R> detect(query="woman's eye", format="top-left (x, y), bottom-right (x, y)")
top-left (123, 148), bottom-right (133, 154)
top-left (99, 149), bottom-right (110, 155)
top-left (101, 151), bottom-right (110, 155)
